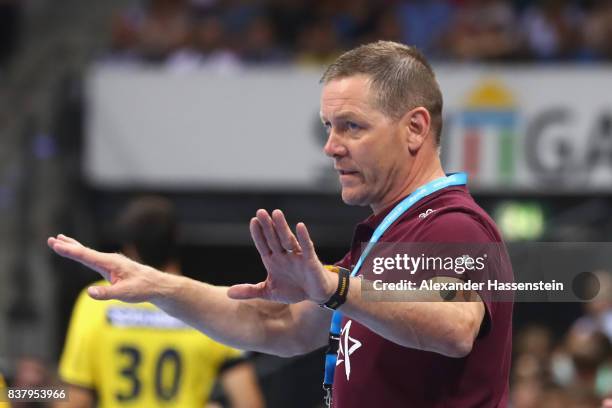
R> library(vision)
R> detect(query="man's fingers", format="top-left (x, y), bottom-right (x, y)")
top-left (57, 234), bottom-right (80, 245)
top-left (250, 218), bottom-right (272, 256)
top-left (295, 222), bottom-right (316, 258)
top-left (271, 209), bottom-right (301, 253)
top-left (49, 240), bottom-right (107, 268)
top-left (227, 282), bottom-right (267, 300)
top-left (48, 237), bottom-right (114, 279)
top-left (256, 209), bottom-right (284, 253)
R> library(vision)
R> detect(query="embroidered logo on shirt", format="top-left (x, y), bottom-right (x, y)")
top-left (336, 320), bottom-right (362, 381)
top-left (418, 208), bottom-right (436, 219)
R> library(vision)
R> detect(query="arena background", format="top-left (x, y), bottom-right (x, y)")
top-left (0, 0), bottom-right (611, 406)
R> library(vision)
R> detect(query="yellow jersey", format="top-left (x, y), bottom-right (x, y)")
top-left (59, 281), bottom-right (243, 408)
top-left (0, 372), bottom-right (8, 408)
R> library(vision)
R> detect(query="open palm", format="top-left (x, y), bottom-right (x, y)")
top-left (227, 209), bottom-right (334, 305)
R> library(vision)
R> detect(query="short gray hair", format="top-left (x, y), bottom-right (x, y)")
top-left (320, 41), bottom-right (443, 145)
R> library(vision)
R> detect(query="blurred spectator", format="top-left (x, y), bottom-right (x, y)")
top-left (12, 356), bottom-right (53, 408)
top-left (188, 0), bottom-right (220, 16)
top-left (572, 271), bottom-right (612, 341)
top-left (109, 11), bottom-right (140, 61)
top-left (514, 326), bottom-right (554, 381)
top-left (521, 0), bottom-right (582, 60)
top-left (511, 320), bottom-right (612, 406)
top-left (511, 378), bottom-right (545, 408)
top-left (566, 330), bottom-right (610, 396)
top-left (548, 272), bottom-right (612, 400)
top-left (331, 0), bottom-right (380, 46)
top-left (240, 16), bottom-right (288, 64)
top-left (110, 0), bottom-right (191, 63)
top-left (193, 14), bottom-right (239, 65)
top-left (265, 0), bottom-right (313, 49)
top-left (447, 0), bottom-right (519, 61)
top-left (137, 0), bottom-right (191, 62)
top-left (295, 20), bottom-right (341, 66)
top-left (397, 0), bottom-right (455, 59)
top-left (105, 0), bottom-right (612, 64)
top-left (550, 327), bottom-right (612, 402)
top-left (167, 14), bottom-right (241, 72)
top-left (539, 385), bottom-right (574, 408)
top-left (582, 0), bottom-right (612, 60)
top-left (537, 385), bottom-right (600, 408)
top-left (366, 7), bottom-right (403, 45)
top-left (516, 324), bottom-right (554, 361)
top-left (222, 0), bottom-right (262, 34)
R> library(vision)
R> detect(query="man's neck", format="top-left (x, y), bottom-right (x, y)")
top-left (371, 161), bottom-right (445, 215)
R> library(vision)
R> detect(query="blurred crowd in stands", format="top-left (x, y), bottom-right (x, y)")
top-left (512, 271), bottom-right (612, 408)
top-left (2, 0), bottom-right (612, 71)
top-left (104, 0), bottom-right (612, 69)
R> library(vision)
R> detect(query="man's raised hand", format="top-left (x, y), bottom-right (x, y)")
top-left (227, 209), bottom-right (336, 305)
top-left (47, 234), bottom-right (161, 303)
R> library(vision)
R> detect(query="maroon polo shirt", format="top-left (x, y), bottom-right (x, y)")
top-left (331, 185), bottom-right (513, 408)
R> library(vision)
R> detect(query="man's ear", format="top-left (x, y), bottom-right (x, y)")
top-left (401, 107), bottom-right (431, 154)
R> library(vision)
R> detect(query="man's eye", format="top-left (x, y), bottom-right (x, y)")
top-left (323, 122), bottom-right (332, 133)
top-left (347, 122), bottom-right (361, 131)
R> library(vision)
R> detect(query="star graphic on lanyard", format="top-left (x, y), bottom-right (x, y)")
top-left (336, 320), bottom-right (362, 381)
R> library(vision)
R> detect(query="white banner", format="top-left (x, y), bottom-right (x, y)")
top-left (85, 65), bottom-right (612, 192)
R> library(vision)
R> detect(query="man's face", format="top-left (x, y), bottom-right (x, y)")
top-left (320, 75), bottom-right (412, 209)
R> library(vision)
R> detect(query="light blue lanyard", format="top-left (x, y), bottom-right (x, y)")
top-left (322, 172), bottom-right (468, 397)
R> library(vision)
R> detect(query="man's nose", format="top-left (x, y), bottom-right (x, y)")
top-left (323, 131), bottom-right (347, 158)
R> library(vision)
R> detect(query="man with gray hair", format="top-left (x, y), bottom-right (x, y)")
top-left (49, 41), bottom-right (513, 407)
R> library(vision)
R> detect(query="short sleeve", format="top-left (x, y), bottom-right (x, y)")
top-left (216, 344), bottom-right (248, 374)
top-left (334, 251), bottom-right (352, 270)
top-left (222, 345), bottom-right (244, 361)
top-left (58, 287), bottom-right (102, 388)
top-left (415, 210), bottom-right (506, 338)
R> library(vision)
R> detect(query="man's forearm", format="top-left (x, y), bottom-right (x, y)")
top-left (151, 274), bottom-right (281, 352)
top-left (338, 277), bottom-right (485, 357)
top-left (151, 273), bottom-right (326, 356)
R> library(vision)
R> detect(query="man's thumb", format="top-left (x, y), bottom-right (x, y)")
top-left (227, 282), bottom-right (266, 300)
top-left (88, 285), bottom-right (116, 300)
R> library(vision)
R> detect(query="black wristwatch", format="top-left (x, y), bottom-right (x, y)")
top-left (320, 265), bottom-right (351, 310)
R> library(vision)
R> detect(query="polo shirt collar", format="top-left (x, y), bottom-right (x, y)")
top-left (358, 185), bottom-right (469, 230)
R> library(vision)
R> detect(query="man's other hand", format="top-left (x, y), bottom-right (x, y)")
top-left (227, 209), bottom-right (336, 305)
